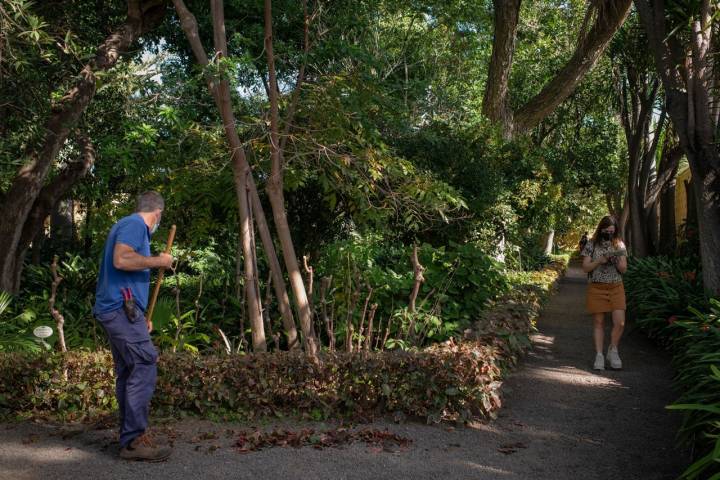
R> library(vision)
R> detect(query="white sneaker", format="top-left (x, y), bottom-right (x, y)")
top-left (607, 345), bottom-right (622, 370)
top-left (593, 353), bottom-right (605, 370)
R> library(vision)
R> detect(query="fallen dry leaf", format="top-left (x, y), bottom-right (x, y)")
top-left (235, 427), bottom-right (412, 453)
top-left (497, 441), bottom-right (528, 454)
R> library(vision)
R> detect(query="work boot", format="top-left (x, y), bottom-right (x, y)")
top-left (607, 345), bottom-right (622, 370)
top-left (120, 432), bottom-right (172, 462)
top-left (593, 352), bottom-right (605, 370)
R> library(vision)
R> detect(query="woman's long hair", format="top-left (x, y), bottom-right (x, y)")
top-left (591, 215), bottom-right (623, 247)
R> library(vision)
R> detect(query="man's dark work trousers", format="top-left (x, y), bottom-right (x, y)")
top-left (95, 307), bottom-right (158, 447)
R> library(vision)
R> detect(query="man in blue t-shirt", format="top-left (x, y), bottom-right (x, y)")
top-left (94, 191), bottom-right (173, 462)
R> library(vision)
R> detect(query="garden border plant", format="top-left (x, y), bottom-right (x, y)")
top-left (0, 259), bottom-right (567, 425)
top-left (625, 256), bottom-right (720, 480)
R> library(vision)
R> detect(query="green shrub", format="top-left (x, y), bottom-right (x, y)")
top-left (7, 238), bottom-right (513, 354)
top-left (0, 291), bottom-right (47, 353)
top-left (624, 256), bottom-right (706, 341)
top-left (625, 255), bottom-right (720, 479)
top-left (478, 260), bottom-right (567, 368)
top-left (0, 344), bottom-right (505, 424)
top-left (16, 255), bottom-right (101, 351)
top-left (663, 300), bottom-right (720, 480)
top-left (0, 261), bottom-right (564, 424)
top-left (317, 234), bottom-right (510, 346)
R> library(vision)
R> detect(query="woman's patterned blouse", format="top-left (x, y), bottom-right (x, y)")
top-left (580, 239), bottom-right (627, 284)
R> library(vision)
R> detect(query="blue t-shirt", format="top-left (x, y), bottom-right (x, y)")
top-left (94, 214), bottom-right (152, 315)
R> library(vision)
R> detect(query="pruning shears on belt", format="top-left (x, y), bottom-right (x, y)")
top-left (121, 287), bottom-right (137, 322)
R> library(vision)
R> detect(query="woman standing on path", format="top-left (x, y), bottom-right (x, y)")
top-left (580, 216), bottom-right (628, 370)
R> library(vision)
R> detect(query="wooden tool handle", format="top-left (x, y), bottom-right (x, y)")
top-left (146, 224), bottom-right (177, 325)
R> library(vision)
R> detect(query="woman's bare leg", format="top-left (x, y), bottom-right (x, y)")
top-left (610, 309), bottom-right (625, 347)
top-left (593, 313), bottom-right (605, 354)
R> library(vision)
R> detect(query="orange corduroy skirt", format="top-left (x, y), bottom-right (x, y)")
top-left (586, 282), bottom-right (626, 314)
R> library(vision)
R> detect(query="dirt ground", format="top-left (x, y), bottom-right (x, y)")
top-left (0, 264), bottom-right (690, 480)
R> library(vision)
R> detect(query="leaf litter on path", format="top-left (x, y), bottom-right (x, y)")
top-left (235, 427), bottom-right (412, 454)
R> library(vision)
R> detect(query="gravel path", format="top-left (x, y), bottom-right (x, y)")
top-left (0, 263), bottom-right (689, 479)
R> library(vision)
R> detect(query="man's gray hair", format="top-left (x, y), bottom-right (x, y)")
top-left (135, 191), bottom-right (165, 213)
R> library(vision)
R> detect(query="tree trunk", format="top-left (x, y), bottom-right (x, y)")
top-left (635, 0), bottom-right (720, 294)
top-left (207, 0), bottom-right (265, 351)
top-left (249, 184), bottom-right (299, 349)
top-left (482, 0), bottom-right (521, 136)
top-left (637, 125), bottom-right (680, 257)
top-left (513, 0), bottom-right (633, 134)
top-left (364, 304), bottom-right (377, 352)
top-left (83, 198), bottom-right (94, 257)
top-left (257, 0), bottom-right (310, 350)
top-left (541, 229), bottom-right (555, 256)
top-left (320, 276), bottom-right (335, 352)
top-left (626, 135), bottom-right (649, 257)
top-left (51, 200), bottom-right (74, 251)
top-left (31, 233), bottom-right (44, 265)
top-left (619, 191), bottom-right (630, 238)
top-left (689, 154), bottom-right (720, 294)
top-left (494, 230), bottom-right (506, 263)
top-left (12, 134), bottom-right (96, 290)
top-left (407, 245), bottom-right (425, 343)
top-left (483, 0), bottom-right (632, 136)
top-left (0, 0), bottom-right (165, 293)
top-left (617, 63), bottom-right (659, 257)
top-left (606, 193), bottom-right (623, 220)
top-left (629, 182), bottom-right (649, 257)
top-left (658, 177), bottom-right (677, 255)
top-left (654, 137), bottom-right (682, 255)
top-left (262, 272), bottom-right (281, 351)
top-left (264, 0), bottom-right (319, 359)
top-left (49, 256), bottom-right (67, 353)
top-left (684, 178), bottom-right (698, 229)
top-left (172, 0), bottom-right (299, 349)
top-left (645, 200), bottom-right (660, 256)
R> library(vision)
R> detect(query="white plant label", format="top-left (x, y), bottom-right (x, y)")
top-left (33, 326), bottom-right (53, 339)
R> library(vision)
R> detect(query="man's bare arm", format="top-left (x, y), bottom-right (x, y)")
top-left (113, 243), bottom-right (173, 271)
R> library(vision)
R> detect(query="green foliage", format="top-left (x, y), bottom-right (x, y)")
top-left (664, 301), bottom-right (720, 480)
top-left (0, 345), bottom-right (505, 424)
top-left (663, 300), bottom-right (720, 480)
top-left (152, 299), bottom-right (212, 355)
top-left (1, 252), bottom-right (108, 353)
top-left (480, 259), bottom-right (568, 366)
top-left (624, 256), bottom-right (706, 340)
top-left (1, 0), bottom-right (126, 187)
top-left (0, 235), bottom-right (560, 357)
top-left (625, 256), bottom-right (720, 479)
top-left (5, 244), bottom-right (243, 355)
top-left (425, 242), bottom-right (510, 324)
top-left (315, 234), bottom-right (509, 347)
top-left (1, 0), bottom-right (616, 368)
top-left (0, 291), bottom-right (45, 353)
top-left (0, 260), bottom-right (565, 423)
top-left (18, 255), bottom-right (102, 351)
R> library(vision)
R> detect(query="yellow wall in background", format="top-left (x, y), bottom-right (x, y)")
top-left (675, 166), bottom-right (692, 232)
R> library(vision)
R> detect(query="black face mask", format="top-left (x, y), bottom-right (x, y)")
top-left (600, 231), bottom-right (613, 242)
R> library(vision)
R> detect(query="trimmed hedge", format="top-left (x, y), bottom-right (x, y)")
top-left (0, 261), bottom-right (566, 423)
top-left (0, 346), bottom-right (502, 423)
